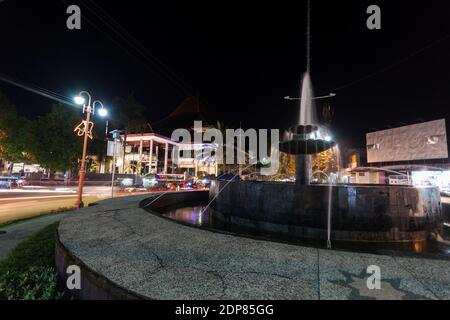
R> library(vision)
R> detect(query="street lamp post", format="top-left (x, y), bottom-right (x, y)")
top-left (74, 91), bottom-right (108, 208)
top-left (109, 130), bottom-right (123, 199)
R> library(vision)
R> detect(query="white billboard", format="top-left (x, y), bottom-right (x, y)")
top-left (367, 119), bottom-right (448, 163)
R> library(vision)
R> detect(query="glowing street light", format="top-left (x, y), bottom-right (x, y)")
top-left (73, 91), bottom-right (108, 209)
top-left (74, 96), bottom-right (86, 106)
top-left (97, 106), bottom-right (108, 117)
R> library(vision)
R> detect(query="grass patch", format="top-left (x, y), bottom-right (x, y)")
top-left (0, 208), bottom-right (72, 229)
top-left (0, 195), bottom-right (103, 228)
top-left (0, 222), bottom-right (66, 300)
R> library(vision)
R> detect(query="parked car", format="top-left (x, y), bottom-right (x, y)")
top-left (441, 188), bottom-right (450, 197)
top-left (0, 177), bottom-right (19, 189)
top-left (142, 174), bottom-right (158, 189)
top-left (119, 178), bottom-right (135, 187)
top-left (11, 174), bottom-right (27, 187)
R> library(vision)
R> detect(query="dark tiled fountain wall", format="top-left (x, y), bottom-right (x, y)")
top-left (210, 181), bottom-right (444, 242)
top-left (443, 202), bottom-right (450, 222)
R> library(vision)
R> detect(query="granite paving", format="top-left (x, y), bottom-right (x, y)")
top-left (58, 193), bottom-right (450, 300)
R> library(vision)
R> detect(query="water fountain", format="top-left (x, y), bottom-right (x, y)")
top-left (208, 72), bottom-right (443, 243)
top-left (207, 1), bottom-right (443, 245)
top-left (279, 72), bottom-right (335, 185)
top-left (162, 1), bottom-right (445, 252)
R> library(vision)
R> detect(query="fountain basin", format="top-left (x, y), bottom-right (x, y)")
top-left (209, 181), bottom-right (444, 242)
top-left (279, 139), bottom-right (335, 155)
top-left (280, 124), bottom-right (336, 155)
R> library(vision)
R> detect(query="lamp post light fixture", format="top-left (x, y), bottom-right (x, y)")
top-left (73, 91), bottom-right (108, 209)
top-left (74, 96), bottom-right (86, 105)
top-left (97, 106), bottom-right (108, 117)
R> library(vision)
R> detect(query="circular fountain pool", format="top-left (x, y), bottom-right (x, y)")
top-left (149, 180), bottom-right (449, 256)
top-left (159, 202), bottom-right (450, 256)
top-left (210, 181), bottom-right (444, 242)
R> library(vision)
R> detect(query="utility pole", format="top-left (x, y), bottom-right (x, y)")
top-left (306, 0), bottom-right (311, 73)
top-left (109, 130), bottom-right (123, 199)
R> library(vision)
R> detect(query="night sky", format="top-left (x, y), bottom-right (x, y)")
top-left (1, 0), bottom-right (450, 148)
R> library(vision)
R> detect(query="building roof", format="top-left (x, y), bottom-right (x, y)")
top-left (152, 96), bottom-right (212, 136)
top-left (351, 163), bottom-right (450, 173)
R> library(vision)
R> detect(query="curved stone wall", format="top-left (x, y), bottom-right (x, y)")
top-left (210, 181), bottom-right (444, 242)
top-left (55, 191), bottom-right (450, 300)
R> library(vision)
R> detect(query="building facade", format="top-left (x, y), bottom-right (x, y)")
top-left (113, 132), bottom-right (218, 177)
top-left (348, 119), bottom-right (450, 188)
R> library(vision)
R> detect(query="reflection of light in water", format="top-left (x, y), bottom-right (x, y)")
top-left (198, 209), bottom-right (203, 225)
top-left (160, 205), bottom-right (450, 256)
top-left (162, 206), bottom-right (209, 226)
top-left (413, 241), bottom-right (425, 253)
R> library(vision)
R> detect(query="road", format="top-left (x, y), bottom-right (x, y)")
top-left (0, 186), bottom-right (158, 224)
top-left (0, 187), bottom-right (110, 224)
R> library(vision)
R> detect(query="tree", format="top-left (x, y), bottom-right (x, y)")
top-left (312, 148), bottom-right (338, 180)
top-left (269, 152), bottom-right (296, 181)
top-left (111, 93), bottom-right (149, 134)
top-left (110, 93), bottom-right (150, 173)
top-left (0, 92), bottom-right (33, 165)
top-left (28, 104), bottom-right (83, 173)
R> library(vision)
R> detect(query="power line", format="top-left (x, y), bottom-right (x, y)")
top-left (86, 0), bottom-right (193, 94)
top-left (328, 31), bottom-right (450, 92)
top-left (60, 0), bottom-right (155, 73)
top-left (74, 0), bottom-right (192, 95)
top-left (0, 73), bottom-right (78, 108)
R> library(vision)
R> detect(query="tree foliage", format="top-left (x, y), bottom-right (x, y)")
top-left (270, 152), bottom-right (296, 180)
top-left (0, 92), bottom-right (33, 163)
top-left (28, 104), bottom-right (83, 172)
top-left (312, 149), bottom-right (338, 177)
top-left (0, 91), bottom-right (152, 173)
top-left (111, 93), bottom-right (150, 134)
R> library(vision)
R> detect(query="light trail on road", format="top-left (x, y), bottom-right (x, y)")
top-left (0, 194), bottom-right (77, 202)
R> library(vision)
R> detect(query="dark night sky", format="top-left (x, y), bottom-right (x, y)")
top-left (1, 0), bottom-right (450, 148)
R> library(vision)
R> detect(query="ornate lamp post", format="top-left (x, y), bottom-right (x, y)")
top-left (73, 91), bottom-right (108, 208)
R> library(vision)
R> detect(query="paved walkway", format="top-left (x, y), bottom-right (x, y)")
top-left (0, 213), bottom-right (68, 260)
top-left (58, 194), bottom-right (450, 300)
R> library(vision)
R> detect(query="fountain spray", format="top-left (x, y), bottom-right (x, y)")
top-left (279, 0), bottom-right (336, 248)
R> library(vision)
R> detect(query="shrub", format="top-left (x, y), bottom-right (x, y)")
top-left (0, 266), bottom-right (63, 300)
top-left (0, 223), bottom-right (66, 300)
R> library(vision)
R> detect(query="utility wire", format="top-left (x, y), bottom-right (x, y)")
top-left (0, 73), bottom-right (78, 108)
top-left (74, 0), bottom-right (191, 95)
top-left (1, 71), bottom-right (69, 102)
top-left (61, 0), bottom-right (158, 81)
top-left (85, 0), bottom-right (193, 94)
top-left (328, 31), bottom-right (450, 92)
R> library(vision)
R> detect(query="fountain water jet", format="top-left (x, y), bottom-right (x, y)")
top-left (279, 73), bottom-right (336, 185)
top-left (299, 73), bottom-right (317, 126)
